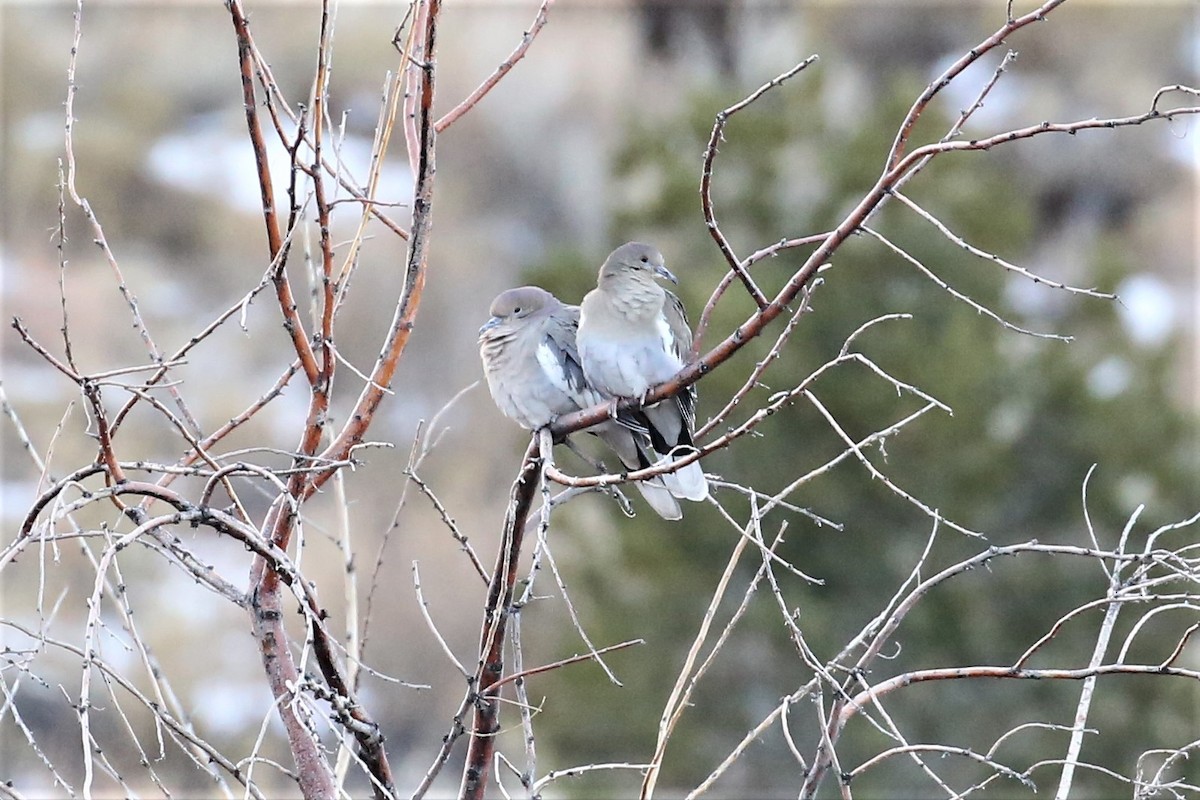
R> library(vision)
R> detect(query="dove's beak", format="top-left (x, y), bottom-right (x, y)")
top-left (478, 316), bottom-right (501, 337)
top-left (655, 264), bottom-right (679, 285)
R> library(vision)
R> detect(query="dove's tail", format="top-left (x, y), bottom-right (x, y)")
top-left (634, 478), bottom-right (683, 520)
top-left (661, 453), bottom-right (708, 502)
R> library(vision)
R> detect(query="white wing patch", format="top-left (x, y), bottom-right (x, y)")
top-left (536, 342), bottom-right (571, 393)
top-left (655, 314), bottom-right (685, 375)
top-left (655, 315), bottom-right (674, 353)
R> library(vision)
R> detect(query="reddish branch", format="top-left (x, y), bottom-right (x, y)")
top-left (487, 638), bottom-right (643, 696)
top-left (893, 103), bottom-right (1199, 173)
top-left (228, 0), bottom-right (443, 793)
top-left (25, 0), bottom-right (440, 792)
top-left (11, 318), bottom-right (133, 512)
top-left (886, 0), bottom-right (1067, 171)
top-left (228, 3), bottom-right (317, 388)
top-left (243, 39), bottom-right (411, 242)
top-left (315, 0), bottom-right (440, 493)
top-left (311, 0), bottom-right (338, 389)
top-left (227, 1), bottom-right (338, 794)
top-left (692, 231), bottom-right (827, 357)
top-left (434, 0), bottom-right (554, 133)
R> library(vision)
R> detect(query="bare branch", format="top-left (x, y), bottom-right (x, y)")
top-left (413, 561), bottom-right (471, 678)
top-left (460, 438), bottom-right (541, 800)
top-left (435, 0), bottom-right (555, 132)
top-left (885, 0), bottom-right (1067, 170)
top-left (700, 55), bottom-right (819, 311)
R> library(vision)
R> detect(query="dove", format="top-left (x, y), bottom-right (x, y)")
top-left (576, 243), bottom-right (708, 503)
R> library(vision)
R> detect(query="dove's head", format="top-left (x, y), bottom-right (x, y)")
top-left (479, 286), bottom-right (559, 338)
top-left (598, 242), bottom-right (677, 288)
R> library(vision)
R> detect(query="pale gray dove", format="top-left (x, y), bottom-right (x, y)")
top-left (479, 285), bottom-right (683, 519)
top-left (576, 243), bottom-right (709, 503)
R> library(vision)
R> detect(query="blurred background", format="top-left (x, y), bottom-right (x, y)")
top-left (2, 1), bottom-right (1198, 797)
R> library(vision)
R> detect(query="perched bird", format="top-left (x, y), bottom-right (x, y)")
top-left (479, 285), bottom-right (683, 519)
top-left (577, 243), bottom-right (708, 503)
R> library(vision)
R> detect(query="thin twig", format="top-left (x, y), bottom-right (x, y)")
top-left (699, 55), bottom-right (819, 311)
top-left (434, 0), bottom-right (555, 132)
